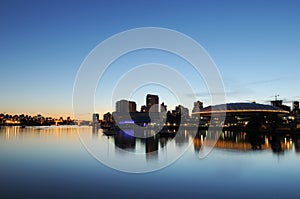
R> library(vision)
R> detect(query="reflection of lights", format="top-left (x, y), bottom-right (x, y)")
top-left (123, 129), bottom-right (134, 137)
top-left (286, 142), bottom-right (291, 150)
top-left (194, 109), bottom-right (290, 114)
top-left (6, 128), bottom-right (10, 139)
top-left (265, 137), bottom-right (269, 146)
top-left (119, 120), bottom-right (134, 125)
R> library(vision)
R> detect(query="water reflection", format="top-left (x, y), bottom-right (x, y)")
top-left (114, 130), bottom-right (136, 151)
top-left (1, 126), bottom-right (300, 157)
top-left (145, 136), bottom-right (159, 160)
top-left (0, 125), bottom-right (77, 141)
top-left (91, 126), bottom-right (300, 158)
top-left (96, 128), bottom-right (300, 161)
top-left (193, 130), bottom-right (299, 155)
top-left (1, 126), bottom-right (300, 198)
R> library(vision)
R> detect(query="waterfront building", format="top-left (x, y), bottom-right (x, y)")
top-left (173, 105), bottom-right (189, 118)
top-left (140, 105), bottom-right (147, 113)
top-left (192, 101), bottom-right (203, 113)
top-left (293, 101), bottom-right (299, 114)
top-left (193, 102), bottom-right (291, 131)
top-left (271, 100), bottom-right (291, 112)
top-left (129, 101), bottom-right (137, 113)
top-left (103, 112), bottom-right (113, 123)
top-left (146, 94), bottom-right (159, 112)
top-left (92, 113), bottom-right (99, 123)
top-left (161, 102), bottom-right (167, 112)
top-left (116, 100), bottom-right (137, 113)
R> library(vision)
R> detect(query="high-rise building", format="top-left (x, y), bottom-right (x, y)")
top-left (192, 101), bottom-right (203, 113)
top-left (161, 102), bottom-right (167, 112)
top-left (174, 105), bottom-right (189, 118)
top-left (116, 100), bottom-right (137, 113)
top-left (116, 100), bottom-right (128, 112)
top-left (92, 113), bottom-right (99, 122)
top-left (141, 105), bottom-right (147, 112)
top-left (146, 94), bottom-right (159, 112)
top-left (103, 112), bottom-right (113, 123)
top-left (129, 101), bottom-right (137, 113)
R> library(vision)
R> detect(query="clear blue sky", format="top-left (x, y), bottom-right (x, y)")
top-left (1, 0), bottom-right (299, 118)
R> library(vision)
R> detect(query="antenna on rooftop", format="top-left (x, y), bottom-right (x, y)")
top-left (274, 94), bottom-right (280, 101)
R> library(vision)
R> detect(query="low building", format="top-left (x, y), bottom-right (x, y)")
top-left (192, 102), bottom-right (291, 131)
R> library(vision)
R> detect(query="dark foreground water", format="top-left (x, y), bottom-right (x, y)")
top-left (0, 126), bottom-right (300, 199)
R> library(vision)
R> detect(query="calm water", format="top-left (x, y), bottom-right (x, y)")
top-left (1, 126), bottom-right (300, 199)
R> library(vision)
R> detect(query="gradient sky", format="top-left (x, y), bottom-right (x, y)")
top-left (1, 0), bottom-right (300, 119)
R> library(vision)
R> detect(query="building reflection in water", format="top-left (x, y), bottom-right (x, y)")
top-left (174, 130), bottom-right (190, 147)
top-left (107, 129), bottom-right (193, 160)
top-left (114, 130), bottom-right (136, 151)
top-left (2, 126), bottom-right (299, 158)
top-left (102, 127), bottom-right (300, 158)
top-left (145, 135), bottom-right (159, 160)
top-left (294, 137), bottom-right (300, 153)
top-left (193, 130), bottom-right (299, 155)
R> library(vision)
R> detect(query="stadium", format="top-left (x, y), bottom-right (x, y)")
top-left (192, 102), bottom-right (291, 131)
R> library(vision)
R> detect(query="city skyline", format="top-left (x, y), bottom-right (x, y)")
top-left (1, 92), bottom-right (300, 121)
top-left (1, 1), bottom-right (300, 119)
top-left (2, 1), bottom-right (300, 198)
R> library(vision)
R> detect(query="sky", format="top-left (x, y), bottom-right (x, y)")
top-left (0, 0), bottom-right (300, 119)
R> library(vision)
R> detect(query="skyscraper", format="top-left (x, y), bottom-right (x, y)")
top-left (116, 100), bottom-right (137, 113)
top-left (103, 112), bottom-right (113, 123)
top-left (174, 105), bottom-right (189, 118)
top-left (161, 102), bottom-right (167, 112)
top-left (92, 113), bottom-right (99, 122)
top-left (192, 101), bottom-right (203, 113)
top-left (128, 101), bottom-right (137, 113)
top-left (146, 94), bottom-right (159, 112)
top-left (116, 100), bottom-right (128, 113)
top-left (140, 105), bottom-right (147, 112)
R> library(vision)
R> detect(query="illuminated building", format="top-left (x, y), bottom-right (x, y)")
top-left (140, 105), bottom-right (147, 112)
top-left (193, 102), bottom-right (291, 131)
